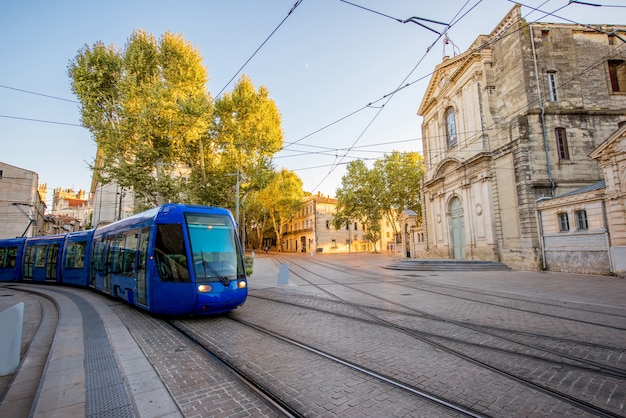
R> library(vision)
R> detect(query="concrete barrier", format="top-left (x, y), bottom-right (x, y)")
top-left (0, 302), bottom-right (24, 375)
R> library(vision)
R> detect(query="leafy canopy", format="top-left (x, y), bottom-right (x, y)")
top-left (334, 151), bottom-right (424, 250)
top-left (258, 168), bottom-right (305, 251)
top-left (68, 31), bottom-right (285, 214)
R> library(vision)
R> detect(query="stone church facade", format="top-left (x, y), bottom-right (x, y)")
top-left (417, 6), bottom-right (626, 270)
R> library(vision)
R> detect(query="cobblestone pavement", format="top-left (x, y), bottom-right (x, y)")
top-left (2, 252), bottom-right (625, 417)
top-left (238, 252), bottom-right (626, 416)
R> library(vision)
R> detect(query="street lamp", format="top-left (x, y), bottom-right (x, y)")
top-left (227, 169), bottom-right (248, 247)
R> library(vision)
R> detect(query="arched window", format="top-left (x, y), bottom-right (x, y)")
top-left (445, 107), bottom-right (457, 148)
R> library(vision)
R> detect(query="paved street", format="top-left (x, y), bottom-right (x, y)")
top-left (2, 252), bottom-right (625, 417)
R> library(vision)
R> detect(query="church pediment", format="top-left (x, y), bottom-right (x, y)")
top-left (589, 123), bottom-right (626, 160)
top-left (433, 157), bottom-right (462, 179)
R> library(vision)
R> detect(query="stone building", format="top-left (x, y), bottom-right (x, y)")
top-left (0, 162), bottom-right (46, 238)
top-left (280, 193), bottom-right (399, 254)
top-left (417, 6), bottom-right (626, 270)
top-left (399, 209), bottom-right (425, 258)
top-left (51, 187), bottom-right (92, 230)
top-left (591, 124), bottom-right (626, 274)
top-left (536, 124), bottom-right (626, 275)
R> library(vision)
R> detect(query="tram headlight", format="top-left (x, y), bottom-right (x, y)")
top-left (197, 284), bottom-right (213, 293)
top-left (237, 280), bottom-right (247, 289)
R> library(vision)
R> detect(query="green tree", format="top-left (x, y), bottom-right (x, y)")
top-left (334, 152), bottom-right (424, 252)
top-left (334, 160), bottom-right (384, 252)
top-left (69, 30), bottom-right (212, 208)
top-left (258, 169), bottom-right (305, 252)
top-left (375, 151), bottom-right (424, 236)
top-left (202, 76), bottom-right (283, 211)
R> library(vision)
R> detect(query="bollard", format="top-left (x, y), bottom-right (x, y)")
top-left (277, 262), bottom-right (289, 285)
top-left (0, 302), bottom-right (24, 376)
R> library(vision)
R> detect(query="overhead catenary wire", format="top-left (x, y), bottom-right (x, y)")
top-left (289, 0), bottom-right (625, 181)
top-left (309, 0), bottom-right (480, 193)
top-left (212, 0), bottom-right (304, 101)
top-left (2, 0), bottom-right (624, 196)
top-left (338, 0), bottom-right (450, 35)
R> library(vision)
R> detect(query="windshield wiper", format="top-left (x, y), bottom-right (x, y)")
top-left (198, 251), bottom-right (230, 286)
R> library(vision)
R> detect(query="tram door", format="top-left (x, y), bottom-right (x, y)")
top-left (449, 197), bottom-right (465, 259)
top-left (45, 244), bottom-right (60, 281)
top-left (136, 227), bottom-right (150, 306)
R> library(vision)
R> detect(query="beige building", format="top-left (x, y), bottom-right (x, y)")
top-left (537, 124), bottom-right (626, 275)
top-left (280, 193), bottom-right (399, 254)
top-left (50, 187), bottom-right (92, 230)
top-left (418, 6), bottom-right (626, 270)
top-left (0, 162), bottom-right (46, 238)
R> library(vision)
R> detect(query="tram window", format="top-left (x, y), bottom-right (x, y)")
top-left (138, 227), bottom-right (150, 271)
top-left (65, 241), bottom-right (86, 269)
top-left (106, 235), bottom-right (117, 273)
top-left (186, 214), bottom-right (243, 280)
top-left (0, 246), bottom-right (18, 268)
top-left (24, 246), bottom-right (34, 277)
top-left (155, 224), bottom-right (190, 282)
top-left (46, 244), bottom-right (60, 279)
top-left (35, 245), bottom-right (46, 268)
top-left (93, 239), bottom-right (106, 272)
top-left (122, 231), bottom-right (138, 276)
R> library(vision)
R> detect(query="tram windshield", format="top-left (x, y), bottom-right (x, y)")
top-left (186, 213), bottom-right (245, 283)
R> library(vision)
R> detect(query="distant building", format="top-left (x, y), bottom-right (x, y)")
top-left (417, 6), bottom-right (626, 270)
top-left (280, 193), bottom-right (399, 254)
top-left (399, 209), bottom-right (425, 258)
top-left (0, 162), bottom-right (46, 238)
top-left (51, 187), bottom-right (92, 230)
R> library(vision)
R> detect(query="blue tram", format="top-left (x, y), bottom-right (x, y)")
top-left (0, 204), bottom-right (248, 315)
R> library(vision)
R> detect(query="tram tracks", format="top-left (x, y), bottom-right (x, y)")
top-left (263, 255), bottom-right (626, 417)
top-left (303, 256), bottom-right (626, 327)
top-left (249, 292), bottom-right (626, 380)
top-left (171, 315), bottom-right (487, 417)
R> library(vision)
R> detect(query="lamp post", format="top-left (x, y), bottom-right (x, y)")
top-left (228, 169), bottom-right (247, 248)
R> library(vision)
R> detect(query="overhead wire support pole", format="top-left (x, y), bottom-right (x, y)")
top-left (398, 17), bottom-right (450, 35)
top-left (12, 203), bottom-right (36, 237)
top-left (338, 0), bottom-right (449, 34)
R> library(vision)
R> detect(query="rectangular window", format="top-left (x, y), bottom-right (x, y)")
top-left (558, 213), bottom-right (570, 232)
top-left (64, 241), bottom-right (86, 269)
top-left (608, 60), bottom-right (626, 93)
top-left (575, 210), bottom-right (588, 230)
top-left (555, 128), bottom-right (570, 160)
top-left (24, 246), bottom-right (34, 278)
top-left (35, 245), bottom-right (47, 268)
top-left (547, 72), bottom-right (558, 101)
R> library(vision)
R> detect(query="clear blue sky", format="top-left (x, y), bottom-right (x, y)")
top-left (1, 0), bottom-right (623, 206)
